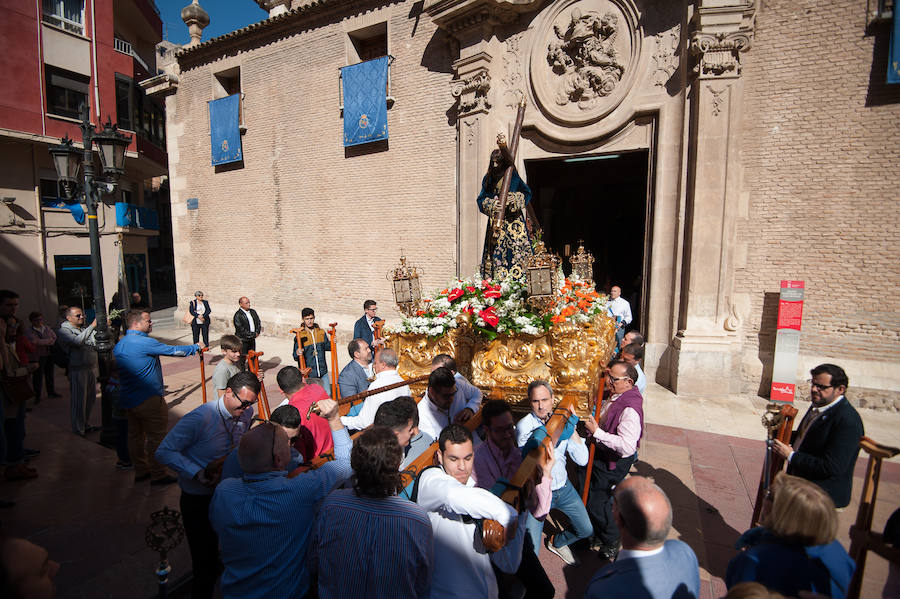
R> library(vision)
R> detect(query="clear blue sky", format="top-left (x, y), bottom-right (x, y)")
top-left (156, 0), bottom-right (268, 46)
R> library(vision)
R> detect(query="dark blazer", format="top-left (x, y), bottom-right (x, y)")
top-left (585, 539), bottom-right (700, 599)
top-left (352, 315), bottom-right (382, 350)
top-left (233, 308), bottom-right (261, 340)
top-left (787, 396), bottom-right (864, 508)
top-left (189, 300), bottom-right (211, 322)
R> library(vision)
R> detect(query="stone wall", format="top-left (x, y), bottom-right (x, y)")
top-left (166, 0), bottom-right (458, 332)
top-left (737, 0), bottom-right (900, 407)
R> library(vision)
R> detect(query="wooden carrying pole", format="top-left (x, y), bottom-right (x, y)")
top-left (750, 403), bottom-right (798, 527)
top-left (847, 436), bottom-right (900, 599)
top-left (335, 373), bottom-right (431, 417)
top-left (245, 350), bottom-right (271, 420)
top-left (328, 322), bottom-right (339, 401)
top-left (289, 328), bottom-right (311, 379)
top-left (582, 372), bottom-right (607, 505)
top-left (372, 320), bottom-right (385, 359)
top-left (199, 346), bottom-right (209, 404)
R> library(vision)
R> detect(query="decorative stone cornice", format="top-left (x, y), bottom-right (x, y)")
top-left (689, 0), bottom-right (756, 80)
top-left (425, 0), bottom-right (541, 35)
top-left (451, 68), bottom-right (492, 116)
top-left (139, 73), bottom-right (180, 98)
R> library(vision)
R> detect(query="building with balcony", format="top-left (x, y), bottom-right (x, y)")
top-left (0, 0), bottom-right (176, 319)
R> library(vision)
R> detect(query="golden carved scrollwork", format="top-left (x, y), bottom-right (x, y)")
top-left (386, 313), bottom-right (617, 417)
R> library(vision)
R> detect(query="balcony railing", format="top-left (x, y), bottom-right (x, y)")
top-left (115, 203), bottom-right (159, 230)
top-left (114, 37), bottom-right (150, 72)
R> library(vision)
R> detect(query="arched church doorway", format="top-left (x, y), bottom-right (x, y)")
top-left (524, 149), bottom-right (650, 333)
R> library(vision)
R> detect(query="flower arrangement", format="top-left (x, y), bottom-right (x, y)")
top-left (390, 274), bottom-right (608, 339)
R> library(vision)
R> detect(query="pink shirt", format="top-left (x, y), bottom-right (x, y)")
top-left (473, 436), bottom-right (551, 519)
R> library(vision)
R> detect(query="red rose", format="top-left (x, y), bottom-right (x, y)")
top-left (463, 305), bottom-right (474, 314)
top-left (438, 311), bottom-right (448, 317)
top-left (479, 306), bottom-right (499, 328)
top-left (483, 288), bottom-right (501, 299)
top-left (447, 288), bottom-right (464, 302)
top-left (466, 286), bottom-right (477, 293)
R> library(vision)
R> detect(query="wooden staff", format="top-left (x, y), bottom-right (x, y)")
top-left (328, 322), bottom-right (339, 401)
top-left (751, 403), bottom-right (798, 526)
top-left (246, 350), bottom-right (271, 420)
top-left (326, 373), bottom-right (430, 417)
top-left (289, 328), bottom-right (311, 379)
top-left (582, 372), bottom-right (608, 505)
top-left (199, 346), bottom-right (210, 404)
top-left (372, 320), bottom-right (385, 358)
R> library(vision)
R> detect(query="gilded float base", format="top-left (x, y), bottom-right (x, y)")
top-left (387, 313), bottom-right (617, 417)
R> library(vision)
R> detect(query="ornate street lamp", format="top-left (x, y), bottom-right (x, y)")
top-left (388, 254), bottom-right (424, 317)
top-left (568, 241), bottom-right (595, 285)
top-left (49, 104), bottom-right (131, 448)
top-left (526, 239), bottom-right (560, 313)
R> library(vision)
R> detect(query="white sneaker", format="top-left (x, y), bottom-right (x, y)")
top-left (545, 536), bottom-right (580, 566)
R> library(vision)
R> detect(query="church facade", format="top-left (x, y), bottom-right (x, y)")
top-left (148, 0), bottom-right (900, 405)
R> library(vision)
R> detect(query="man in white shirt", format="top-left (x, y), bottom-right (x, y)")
top-left (607, 286), bottom-right (632, 350)
top-left (516, 380), bottom-right (592, 566)
top-left (621, 342), bottom-right (647, 394)
top-left (430, 354), bottom-right (482, 423)
top-left (418, 367), bottom-right (477, 441)
top-left (340, 349), bottom-right (409, 431)
top-left (583, 361), bottom-right (644, 560)
top-left (415, 424), bottom-right (522, 599)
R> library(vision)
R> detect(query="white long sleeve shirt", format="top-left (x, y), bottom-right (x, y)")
top-left (340, 369), bottom-right (409, 430)
top-left (516, 412), bottom-right (589, 491)
top-left (416, 466), bottom-right (519, 599)
top-left (608, 296), bottom-right (633, 326)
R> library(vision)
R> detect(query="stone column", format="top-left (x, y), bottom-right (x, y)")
top-left (671, 0), bottom-right (755, 396)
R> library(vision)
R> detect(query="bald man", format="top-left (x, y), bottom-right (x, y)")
top-left (233, 297), bottom-right (261, 355)
top-left (607, 285), bottom-right (632, 352)
top-left (585, 476), bottom-right (700, 598)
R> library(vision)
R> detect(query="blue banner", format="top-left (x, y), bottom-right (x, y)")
top-left (209, 94), bottom-right (243, 165)
top-left (889, 11), bottom-right (900, 84)
top-left (340, 56), bottom-right (389, 147)
top-left (42, 197), bottom-right (84, 224)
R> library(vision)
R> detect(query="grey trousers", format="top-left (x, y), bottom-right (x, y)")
top-left (69, 367), bottom-right (97, 435)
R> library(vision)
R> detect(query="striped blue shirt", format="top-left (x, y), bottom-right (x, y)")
top-left (310, 489), bottom-right (433, 599)
top-left (208, 428), bottom-right (352, 599)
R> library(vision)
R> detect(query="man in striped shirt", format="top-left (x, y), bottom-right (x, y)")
top-left (208, 398), bottom-right (351, 599)
top-left (310, 426), bottom-right (433, 598)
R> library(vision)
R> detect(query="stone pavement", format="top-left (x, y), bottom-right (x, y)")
top-left (1, 311), bottom-right (896, 598)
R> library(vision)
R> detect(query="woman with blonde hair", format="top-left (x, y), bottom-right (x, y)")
top-left (726, 473), bottom-right (855, 598)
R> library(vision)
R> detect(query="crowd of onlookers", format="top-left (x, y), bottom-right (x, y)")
top-left (0, 289), bottom-right (898, 598)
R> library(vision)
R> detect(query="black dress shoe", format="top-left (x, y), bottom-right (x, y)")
top-left (150, 475), bottom-right (178, 486)
top-left (86, 426), bottom-right (102, 433)
top-left (24, 448), bottom-right (40, 458)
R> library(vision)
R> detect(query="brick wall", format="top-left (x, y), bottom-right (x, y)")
top-left (168, 1), bottom-right (458, 332)
top-left (737, 0), bottom-right (900, 403)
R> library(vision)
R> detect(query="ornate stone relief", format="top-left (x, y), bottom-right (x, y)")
top-left (546, 9), bottom-right (625, 108)
top-left (462, 117), bottom-right (479, 147)
top-left (502, 32), bottom-right (526, 109)
top-left (690, 31), bottom-right (752, 79)
top-left (707, 85), bottom-right (726, 116)
top-left (529, 0), bottom-right (641, 126)
top-left (451, 69), bottom-right (491, 116)
top-left (652, 24), bottom-right (680, 87)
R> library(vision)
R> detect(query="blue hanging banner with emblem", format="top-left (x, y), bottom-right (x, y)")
top-left (208, 94), bottom-right (243, 165)
top-left (340, 56), bottom-right (390, 147)
top-left (42, 197), bottom-right (84, 224)
top-left (889, 11), bottom-right (900, 84)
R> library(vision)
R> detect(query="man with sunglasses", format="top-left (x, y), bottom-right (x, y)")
top-left (773, 363), bottom-right (864, 508)
top-left (156, 371), bottom-right (260, 599)
top-left (57, 305), bottom-right (99, 437)
top-left (582, 360), bottom-right (645, 560)
top-left (220, 405), bottom-right (304, 480)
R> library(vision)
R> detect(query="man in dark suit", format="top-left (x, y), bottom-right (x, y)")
top-left (337, 338), bottom-right (372, 399)
top-left (774, 363), bottom-right (864, 508)
top-left (352, 299), bottom-right (383, 353)
top-left (585, 476), bottom-right (700, 598)
top-left (232, 296), bottom-right (262, 356)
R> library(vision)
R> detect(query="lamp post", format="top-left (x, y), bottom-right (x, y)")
top-left (50, 104), bottom-right (131, 448)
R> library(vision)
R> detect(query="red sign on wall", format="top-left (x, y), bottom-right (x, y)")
top-left (770, 280), bottom-right (805, 403)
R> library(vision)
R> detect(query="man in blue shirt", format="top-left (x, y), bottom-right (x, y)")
top-left (156, 370), bottom-right (260, 599)
top-left (112, 309), bottom-right (203, 485)
top-left (209, 397), bottom-right (352, 599)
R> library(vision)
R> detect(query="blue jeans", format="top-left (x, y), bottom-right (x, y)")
top-left (525, 479), bottom-right (593, 554)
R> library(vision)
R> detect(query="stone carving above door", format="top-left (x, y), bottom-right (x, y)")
top-left (529, 0), bottom-right (641, 125)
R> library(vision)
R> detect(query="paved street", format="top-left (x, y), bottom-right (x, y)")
top-left (2, 312), bottom-right (897, 598)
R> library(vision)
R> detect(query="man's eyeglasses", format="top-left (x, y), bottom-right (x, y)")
top-left (489, 423), bottom-right (516, 436)
top-left (807, 379), bottom-right (834, 391)
top-left (610, 375), bottom-right (631, 383)
top-left (236, 397), bottom-right (258, 411)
